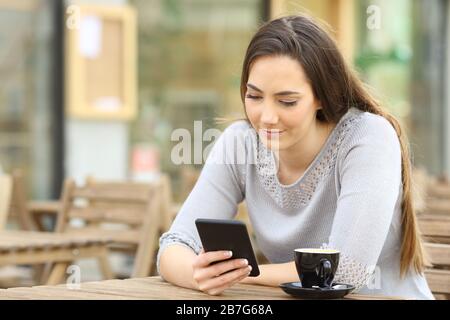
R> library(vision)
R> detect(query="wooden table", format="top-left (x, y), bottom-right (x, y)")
top-left (0, 230), bottom-right (113, 285)
top-left (0, 276), bottom-right (405, 300)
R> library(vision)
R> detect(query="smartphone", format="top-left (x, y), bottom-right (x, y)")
top-left (195, 218), bottom-right (260, 277)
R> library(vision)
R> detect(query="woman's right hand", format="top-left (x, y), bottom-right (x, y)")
top-left (192, 249), bottom-right (252, 295)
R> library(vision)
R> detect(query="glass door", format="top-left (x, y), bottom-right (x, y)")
top-left (0, 0), bottom-right (60, 199)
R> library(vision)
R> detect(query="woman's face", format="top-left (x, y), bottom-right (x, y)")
top-left (244, 55), bottom-right (322, 150)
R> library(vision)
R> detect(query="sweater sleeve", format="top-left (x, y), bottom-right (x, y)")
top-left (156, 122), bottom-right (249, 274)
top-left (323, 114), bottom-right (403, 291)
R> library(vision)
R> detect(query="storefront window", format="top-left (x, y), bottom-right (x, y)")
top-left (0, 0), bottom-right (58, 198)
top-left (355, 0), bottom-right (412, 122)
top-left (355, 0), bottom-right (448, 175)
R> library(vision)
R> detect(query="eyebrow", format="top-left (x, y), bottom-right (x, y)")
top-left (246, 83), bottom-right (301, 96)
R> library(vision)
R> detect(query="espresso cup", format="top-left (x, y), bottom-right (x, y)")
top-left (294, 248), bottom-right (340, 288)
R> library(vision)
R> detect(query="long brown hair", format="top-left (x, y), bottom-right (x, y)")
top-left (240, 14), bottom-right (426, 277)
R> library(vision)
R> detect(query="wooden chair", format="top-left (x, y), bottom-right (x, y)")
top-left (423, 241), bottom-right (450, 299)
top-left (0, 170), bottom-right (114, 287)
top-left (415, 170), bottom-right (450, 299)
top-left (0, 174), bottom-right (13, 231)
top-left (0, 173), bottom-right (32, 287)
top-left (417, 171), bottom-right (450, 243)
top-left (419, 214), bottom-right (450, 245)
top-left (55, 177), bottom-right (162, 278)
top-left (8, 170), bottom-right (38, 231)
top-left (5, 170), bottom-right (42, 285)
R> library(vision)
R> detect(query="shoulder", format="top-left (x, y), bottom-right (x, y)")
top-left (360, 112), bottom-right (399, 140)
top-left (335, 109), bottom-right (402, 171)
top-left (345, 110), bottom-right (401, 150)
top-left (334, 110), bottom-right (404, 188)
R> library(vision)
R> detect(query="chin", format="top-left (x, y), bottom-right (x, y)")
top-left (259, 137), bottom-right (288, 151)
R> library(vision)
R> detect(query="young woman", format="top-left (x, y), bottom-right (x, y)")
top-left (157, 15), bottom-right (434, 299)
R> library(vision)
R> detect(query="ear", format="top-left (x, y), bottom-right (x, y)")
top-left (315, 98), bottom-right (322, 110)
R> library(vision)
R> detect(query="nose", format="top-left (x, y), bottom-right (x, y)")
top-left (260, 104), bottom-right (279, 125)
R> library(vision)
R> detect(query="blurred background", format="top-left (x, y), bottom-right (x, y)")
top-left (0, 0), bottom-right (449, 298)
top-left (1, 0), bottom-right (448, 201)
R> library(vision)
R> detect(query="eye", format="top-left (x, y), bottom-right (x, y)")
top-left (245, 94), bottom-right (262, 100)
top-left (280, 100), bottom-right (298, 107)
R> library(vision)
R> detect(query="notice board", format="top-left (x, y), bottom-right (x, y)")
top-left (65, 4), bottom-right (136, 120)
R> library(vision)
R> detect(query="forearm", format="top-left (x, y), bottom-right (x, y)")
top-left (241, 261), bottom-right (299, 287)
top-left (159, 244), bottom-right (199, 290)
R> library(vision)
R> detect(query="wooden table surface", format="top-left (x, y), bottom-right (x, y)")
top-left (0, 230), bottom-right (113, 285)
top-left (0, 276), bottom-right (405, 300)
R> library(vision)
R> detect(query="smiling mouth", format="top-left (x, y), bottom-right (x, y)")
top-left (259, 129), bottom-right (286, 138)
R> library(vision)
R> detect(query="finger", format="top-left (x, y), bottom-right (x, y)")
top-left (208, 270), bottom-right (251, 296)
top-left (199, 266), bottom-right (250, 293)
top-left (193, 250), bottom-right (232, 268)
top-left (207, 266), bottom-right (252, 296)
top-left (194, 258), bottom-right (249, 283)
top-left (198, 265), bottom-right (252, 293)
top-left (208, 271), bottom-right (250, 296)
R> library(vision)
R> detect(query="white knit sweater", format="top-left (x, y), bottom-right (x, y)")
top-left (158, 107), bottom-right (434, 300)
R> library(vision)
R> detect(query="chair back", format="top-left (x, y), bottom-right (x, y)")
top-left (0, 174), bottom-right (13, 230)
top-left (8, 170), bottom-right (36, 230)
top-left (56, 179), bottom-right (159, 230)
top-left (55, 177), bottom-right (162, 277)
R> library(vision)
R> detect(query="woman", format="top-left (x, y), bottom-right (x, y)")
top-left (157, 14), bottom-right (434, 299)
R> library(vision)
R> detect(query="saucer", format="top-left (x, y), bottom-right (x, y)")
top-left (279, 282), bottom-right (355, 299)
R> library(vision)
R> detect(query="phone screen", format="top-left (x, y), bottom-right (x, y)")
top-left (195, 218), bottom-right (260, 277)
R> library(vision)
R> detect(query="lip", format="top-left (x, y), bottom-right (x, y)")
top-left (259, 129), bottom-right (286, 138)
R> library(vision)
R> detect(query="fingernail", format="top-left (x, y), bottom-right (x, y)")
top-left (225, 251), bottom-right (232, 257)
top-left (247, 266), bottom-right (252, 272)
top-left (241, 259), bottom-right (248, 266)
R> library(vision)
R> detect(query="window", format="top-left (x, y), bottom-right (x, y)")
top-left (131, 0), bottom-right (265, 199)
top-left (0, 0), bottom-right (61, 198)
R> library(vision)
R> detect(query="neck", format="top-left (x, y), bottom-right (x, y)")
top-left (277, 121), bottom-right (335, 173)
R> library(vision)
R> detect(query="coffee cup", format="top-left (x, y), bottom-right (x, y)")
top-left (294, 248), bottom-right (340, 288)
